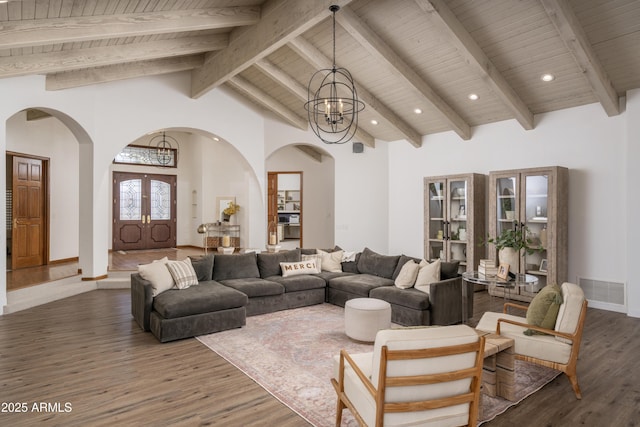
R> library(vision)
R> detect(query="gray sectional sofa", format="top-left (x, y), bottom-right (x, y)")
top-left (131, 247), bottom-right (473, 342)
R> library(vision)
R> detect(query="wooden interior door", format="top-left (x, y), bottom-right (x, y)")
top-left (113, 172), bottom-right (177, 251)
top-left (12, 156), bottom-right (46, 269)
top-left (267, 172), bottom-right (278, 241)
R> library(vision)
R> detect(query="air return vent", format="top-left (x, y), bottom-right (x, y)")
top-left (577, 276), bottom-right (626, 313)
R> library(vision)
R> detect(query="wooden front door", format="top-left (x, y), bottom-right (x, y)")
top-left (113, 172), bottom-right (177, 251)
top-left (12, 156), bottom-right (46, 269)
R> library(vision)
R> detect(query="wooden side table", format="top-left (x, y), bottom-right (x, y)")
top-left (476, 331), bottom-right (515, 405)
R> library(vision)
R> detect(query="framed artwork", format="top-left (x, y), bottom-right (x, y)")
top-left (497, 263), bottom-right (510, 280)
top-left (539, 259), bottom-right (548, 272)
top-left (216, 196), bottom-right (235, 222)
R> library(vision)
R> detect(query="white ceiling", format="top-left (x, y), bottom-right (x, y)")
top-left (2, 0), bottom-right (639, 147)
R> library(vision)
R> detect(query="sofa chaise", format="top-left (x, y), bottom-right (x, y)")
top-left (131, 247), bottom-right (474, 342)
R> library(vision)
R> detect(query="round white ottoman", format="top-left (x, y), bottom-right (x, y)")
top-left (345, 298), bottom-right (392, 342)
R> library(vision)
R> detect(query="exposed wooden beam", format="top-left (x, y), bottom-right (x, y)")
top-left (540, 0), bottom-right (620, 116)
top-left (0, 7), bottom-right (259, 50)
top-left (295, 145), bottom-right (323, 162)
top-left (289, 37), bottom-right (422, 148)
top-left (191, 0), bottom-right (355, 99)
top-left (227, 76), bottom-right (308, 130)
top-left (254, 59), bottom-right (375, 147)
top-left (46, 55), bottom-right (204, 91)
top-left (0, 35), bottom-right (226, 79)
top-left (336, 7), bottom-right (471, 141)
top-left (415, 0), bottom-right (535, 130)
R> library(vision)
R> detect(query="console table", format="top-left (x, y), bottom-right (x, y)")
top-left (201, 223), bottom-right (240, 254)
top-left (462, 272), bottom-right (538, 323)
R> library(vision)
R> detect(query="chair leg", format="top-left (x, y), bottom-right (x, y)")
top-left (566, 372), bottom-right (582, 399)
top-left (335, 395), bottom-right (344, 426)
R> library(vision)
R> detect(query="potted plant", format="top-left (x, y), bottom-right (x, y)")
top-left (485, 226), bottom-right (541, 273)
top-left (501, 197), bottom-right (515, 220)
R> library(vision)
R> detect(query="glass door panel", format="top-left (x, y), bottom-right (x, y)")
top-left (427, 181), bottom-right (445, 259)
top-left (150, 179), bottom-right (171, 220)
top-left (119, 179), bottom-right (142, 221)
top-left (449, 179), bottom-right (468, 265)
top-left (524, 174), bottom-right (549, 282)
top-left (496, 176), bottom-right (517, 236)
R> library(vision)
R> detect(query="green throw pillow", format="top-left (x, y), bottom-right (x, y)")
top-left (524, 284), bottom-right (563, 336)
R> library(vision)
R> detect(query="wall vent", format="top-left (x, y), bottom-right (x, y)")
top-left (577, 276), bottom-right (626, 313)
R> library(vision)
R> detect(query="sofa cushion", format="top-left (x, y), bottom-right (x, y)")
top-left (212, 252), bottom-right (260, 281)
top-left (219, 278), bottom-right (284, 298)
top-left (440, 260), bottom-right (460, 279)
top-left (138, 257), bottom-right (174, 296)
top-left (369, 286), bottom-right (431, 310)
top-left (152, 281), bottom-right (247, 319)
top-left (166, 258), bottom-right (198, 289)
top-left (329, 274), bottom-right (393, 297)
top-left (313, 271), bottom-right (356, 283)
top-left (342, 252), bottom-right (361, 273)
top-left (265, 274), bottom-right (327, 293)
top-left (357, 247), bottom-right (400, 279)
top-left (525, 284), bottom-right (563, 336)
top-left (189, 254), bottom-right (214, 281)
top-left (394, 260), bottom-right (420, 289)
top-left (257, 249), bottom-right (301, 278)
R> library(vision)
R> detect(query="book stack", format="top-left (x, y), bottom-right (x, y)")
top-left (478, 259), bottom-right (498, 277)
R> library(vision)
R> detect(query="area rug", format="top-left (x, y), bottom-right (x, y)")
top-left (196, 304), bottom-right (559, 426)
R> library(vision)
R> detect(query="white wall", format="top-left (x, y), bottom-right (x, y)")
top-left (626, 89), bottom-right (640, 317)
top-left (388, 101), bottom-right (635, 315)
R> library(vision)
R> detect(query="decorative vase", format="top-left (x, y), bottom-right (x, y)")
top-left (505, 211), bottom-right (515, 220)
top-left (498, 247), bottom-right (520, 273)
top-left (222, 213), bottom-right (230, 222)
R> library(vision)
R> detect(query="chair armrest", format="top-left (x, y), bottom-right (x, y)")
top-left (503, 302), bottom-right (528, 314)
top-left (429, 276), bottom-right (472, 325)
top-left (334, 349), bottom-right (376, 399)
top-left (496, 317), bottom-right (575, 342)
top-left (131, 273), bottom-right (154, 331)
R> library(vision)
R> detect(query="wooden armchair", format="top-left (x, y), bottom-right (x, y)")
top-left (476, 282), bottom-right (587, 399)
top-left (332, 325), bottom-right (485, 427)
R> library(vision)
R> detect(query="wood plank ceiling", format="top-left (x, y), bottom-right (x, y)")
top-left (1, 0), bottom-right (639, 148)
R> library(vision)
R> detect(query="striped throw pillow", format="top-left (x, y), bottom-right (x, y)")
top-left (166, 258), bottom-right (198, 289)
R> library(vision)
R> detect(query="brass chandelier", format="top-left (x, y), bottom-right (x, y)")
top-left (304, 5), bottom-right (365, 144)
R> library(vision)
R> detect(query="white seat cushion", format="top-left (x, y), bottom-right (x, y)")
top-left (555, 282), bottom-right (585, 343)
top-left (476, 311), bottom-right (572, 364)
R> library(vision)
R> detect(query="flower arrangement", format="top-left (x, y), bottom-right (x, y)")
top-left (223, 201), bottom-right (240, 216)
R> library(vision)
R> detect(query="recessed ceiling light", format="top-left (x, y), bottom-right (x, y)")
top-left (541, 73), bottom-right (555, 82)
top-left (213, 137), bottom-right (220, 141)
top-left (414, 108), bottom-right (423, 114)
top-left (371, 119), bottom-right (378, 125)
top-left (468, 93), bottom-right (479, 101)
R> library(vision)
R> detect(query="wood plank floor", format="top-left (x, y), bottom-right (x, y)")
top-left (0, 289), bottom-right (638, 426)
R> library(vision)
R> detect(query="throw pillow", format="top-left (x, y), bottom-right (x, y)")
top-left (525, 284), bottom-right (563, 336)
top-left (166, 258), bottom-right (198, 289)
top-left (317, 249), bottom-right (344, 272)
top-left (302, 254), bottom-right (322, 271)
top-left (280, 260), bottom-right (321, 277)
top-left (257, 249), bottom-right (301, 278)
top-left (414, 259), bottom-right (441, 295)
top-left (392, 254), bottom-right (422, 280)
top-left (342, 251), bottom-right (357, 262)
top-left (394, 260), bottom-right (420, 289)
top-left (138, 257), bottom-right (174, 296)
top-left (357, 247), bottom-right (400, 279)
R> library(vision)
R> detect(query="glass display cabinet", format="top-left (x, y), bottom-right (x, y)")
top-left (424, 173), bottom-right (486, 273)
top-left (488, 166), bottom-right (568, 300)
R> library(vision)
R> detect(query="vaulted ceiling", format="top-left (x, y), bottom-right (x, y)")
top-left (2, 0), bottom-right (639, 148)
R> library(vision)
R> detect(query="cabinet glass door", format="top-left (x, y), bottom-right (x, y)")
top-left (448, 179), bottom-right (468, 266)
top-left (427, 180), bottom-right (445, 260)
top-left (496, 175), bottom-right (518, 235)
top-left (523, 173), bottom-right (549, 283)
